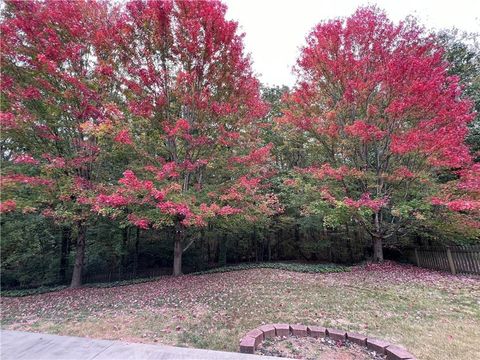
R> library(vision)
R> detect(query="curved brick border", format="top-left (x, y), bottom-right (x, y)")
top-left (239, 324), bottom-right (416, 360)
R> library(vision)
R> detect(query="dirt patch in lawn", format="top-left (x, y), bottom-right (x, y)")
top-left (257, 336), bottom-right (386, 360)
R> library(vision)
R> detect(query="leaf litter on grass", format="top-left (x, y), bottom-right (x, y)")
top-left (1, 261), bottom-right (479, 360)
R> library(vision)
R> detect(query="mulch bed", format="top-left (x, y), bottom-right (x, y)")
top-left (256, 336), bottom-right (386, 360)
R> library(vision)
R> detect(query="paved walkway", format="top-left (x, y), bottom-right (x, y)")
top-left (0, 330), bottom-right (281, 360)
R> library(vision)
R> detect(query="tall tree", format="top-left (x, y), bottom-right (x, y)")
top-left (89, 0), bottom-right (279, 276)
top-left (0, 0), bottom-right (117, 287)
top-left (280, 7), bottom-right (477, 261)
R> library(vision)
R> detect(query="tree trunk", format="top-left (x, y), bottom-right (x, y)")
top-left (373, 236), bottom-right (384, 262)
top-left (267, 235), bottom-right (272, 261)
top-left (346, 224), bottom-right (354, 264)
top-left (207, 240), bottom-right (211, 263)
top-left (121, 227), bottom-right (129, 275)
top-left (219, 233), bottom-right (227, 266)
top-left (70, 224), bottom-right (87, 288)
top-left (59, 226), bottom-right (71, 284)
top-left (133, 227), bottom-right (140, 275)
top-left (200, 228), bottom-right (206, 270)
top-left (252, 227), bottom-right (258, 262)
top-left (235, 235), bottom-right (240, 263)
top-left (173, 223), bottom-right (184, 276)
top-left (173, 238), bottom-right (182, 276)
top-left (372, 211), bottom-right (384, 262)
top-left (294, 223), bottom-right (300, 245)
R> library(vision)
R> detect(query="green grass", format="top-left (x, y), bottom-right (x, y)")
top-left (2, 263), bottom-right (479, 360)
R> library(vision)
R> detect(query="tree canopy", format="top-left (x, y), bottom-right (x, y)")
top-left (279, 7), bottom-right (478, 261)
top-left (1, 2), bottom-right (478, 288)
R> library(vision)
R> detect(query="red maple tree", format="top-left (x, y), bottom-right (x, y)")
top-left (86, 0), bottom-right (279, 276)
top-left (280, 7), bottom-right (477, 261)
top-left (1, 0), bottom-right (117, 287)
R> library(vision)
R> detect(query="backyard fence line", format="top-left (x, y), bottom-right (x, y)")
top-left (407, 245), bottom-right (480, 275)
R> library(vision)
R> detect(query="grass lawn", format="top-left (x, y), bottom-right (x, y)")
top-left (1, 262), bottom-right (479, 360)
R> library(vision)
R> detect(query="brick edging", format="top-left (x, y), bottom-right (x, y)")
top-left (239, 324), bottom-right (416, 360)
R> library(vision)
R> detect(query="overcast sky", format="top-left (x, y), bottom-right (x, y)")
top-left (223, 0), bottom-right (480, 87)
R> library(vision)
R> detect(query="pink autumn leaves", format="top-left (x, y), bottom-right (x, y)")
top-left (1, 2), bottom-right (478, 236)
top-left (92, 172), bottom-right (271, 228)
top-left (278, 6), bottom-right (478, 227)
top-left (294, 165), bottom-right (389, 213)
top-left (344, 194), bottom-right (387, 213)
top-left (0, 199), bottom-right (16, 213)
top-left (431, 164), bottom-right (480, 215)
top-left (345, 120), bottom-right (385, 142)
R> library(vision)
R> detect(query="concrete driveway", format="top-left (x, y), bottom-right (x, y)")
top-left (0, 330), bottom-right (281, 360)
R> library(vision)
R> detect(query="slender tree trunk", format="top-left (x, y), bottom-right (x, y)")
top-left (70, 224), bottom-right (87, 288)
top-left (259, 234), bottom-right (264, 262)
top-left (372, 211), bottom-right (384, 262)
top-left (219, 232), bottom-right (227, 266)
top-left (373, 236), bottom-right (384, 262)
top-left (200, 228), bottom-right (206, 270)
top-left (119, 228), bottom-right (126, 278)
top-left (346, 224), bottom-right (354, 264)
top-left (235, 235), bottom-right (240, 263)
top-left (267, 235), bottom-right (272, 261)
top-left (59, 226), bottom-right (71, 284)
top-left (276, 227), bottom-right (282, 260)
top-left (133, 227), bottom-right (140, 275)
top-left (207, 240), bottom-right (211, 263)
top-left (173, 223), bottom-right (184, 276)
top-left (294, 223), bottom-right (300, 244)
top-left (121, 227), bottom-right (129, 275)
top-left (293, 223), bottom-right (310, 261)
top-left (252, 227), bottom-right (258, 262)
top-left (173, 238), bottom-right (183, 276)
top-left (215, 234), bottom-right (220, 263)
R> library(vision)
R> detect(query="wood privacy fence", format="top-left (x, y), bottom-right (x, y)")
top-left (406, 245), bottom-right (480, 275)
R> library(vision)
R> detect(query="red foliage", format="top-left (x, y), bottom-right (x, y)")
top-left (164, 119), bottom-right (190, 137)
top-left (0, 200), bottom-right (16, 213)
top-left (430, 162), bottom-right (480, 219)
top-left (300, 164), bottom-right (359, 181)
top-left (280, 6), bottom-right (477, 236)
top-left (13, 154), bottom-right (39, 165)
top-left (118, 170), bottom-right (147, 192)
top-left (96, 194), bottom-right (131, 208)
top-left (114, 129), bottom-right (133, 145)
top-left (217, 205), bottom-right (242, 216)
top-left (1, 174), bottom-right (53, 187)
top-left (127, 214), bottom-right (150, 230)
top-left (1, 0), bottom-right (115, 222)
top-left (344, 193), bottom-right (388, 212)
top-left (445, 200), bottom-right (480, 212)
top-left (286, 7), bottom-right (473, 169)
top-left (231, 144), bottom-right (273, 165)
top-left (345, 120), bottom-right (385, 142)
top-left (85, 0), bottom-right (275, 230)
top-left (457, 164), bottom-right (480, 193)
top-left (392, 166), bottom-right (415, 180)
top-left (0, 112), bottom-right (17, 129)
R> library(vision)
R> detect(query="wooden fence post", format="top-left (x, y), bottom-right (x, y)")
top-left (446, 247), bottom-right (456, 275)
top-left (414, 248), bottom-right (420, 267)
